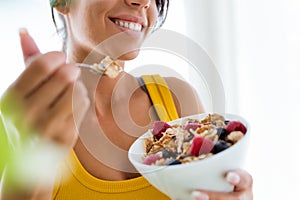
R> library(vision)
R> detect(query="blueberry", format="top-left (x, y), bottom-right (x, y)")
top-left (184, 133), bottom-right (194, 142)
top-left (224, 120), bottom-right (230, 125)
top-left (162, 150), bottom-right (177, 159)
top-left (187, 119), bottom-right (197, 124)
top-left (166, 159), bottom-right (182, 166)
top-left (216, 127), bottom-right (227, 140)
top-left (213, 141), bottom-right (229, 154)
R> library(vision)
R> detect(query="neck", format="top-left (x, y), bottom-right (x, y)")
top-left (67, 44), bottom-right (102, 64)
top-left (95, 72), bottom-right (137, 116)
top-left (66, 42), bottom-right (133, 115)
top-left (67, 40), bottom-right (126, 65)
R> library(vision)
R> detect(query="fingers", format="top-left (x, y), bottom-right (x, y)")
top-left (12, 52), bottom-right (67, 97)
top-left (17, 29), bottom-right (69, 98)
top-left (33, 84), bottom-right (74, 136)
top-left (191, 170), bottom-right (253, 200)
top-left (191, 191), bottom-right (210, 200)
top-left (8, 35), bottom-right (88, 148)
top-left (23, 74), bottom-right (79, 139)
top-left (25, 63), bottom-right (80, 110)
top-left (226, 170), bottom-right (253, 192)
top-left (192, 190), bottom-right (247, 200)
top-left (27, 80), bottom-right (89, 147)
top-left (19, 28), bottom-right (40, 64)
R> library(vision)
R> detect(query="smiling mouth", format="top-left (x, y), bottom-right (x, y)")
top-left (110, 18), bottom-right (143, 32)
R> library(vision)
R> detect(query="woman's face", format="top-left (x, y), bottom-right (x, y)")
top-left (66, 0), bottom-right (159, 60)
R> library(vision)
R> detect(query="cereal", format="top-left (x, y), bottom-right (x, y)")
top-left (227, 131), bottom-right (244, 144)
top-left (143, 114), bottom-right (247, 166)
top-left (76, 56), bottom-right (123, 78)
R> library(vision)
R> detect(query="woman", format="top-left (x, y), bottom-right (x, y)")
top-left (0, 0), bottom-right (253, 199)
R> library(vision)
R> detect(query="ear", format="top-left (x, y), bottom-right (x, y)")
top-left (55, 6), bottom-right (70, 15)
top-left (53, 0), bottom-right (70, 15)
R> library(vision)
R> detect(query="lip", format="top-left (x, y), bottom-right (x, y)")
top-left (109, 14), bottom-right (147, 28)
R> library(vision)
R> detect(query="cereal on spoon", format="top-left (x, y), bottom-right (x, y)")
top-left (76, 56), bottom-right (123, 78)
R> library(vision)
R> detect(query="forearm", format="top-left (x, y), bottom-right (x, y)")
top-left (1, 170), bottom-right (54, 200)
top-left (1, 189), bottom-right (53, 200)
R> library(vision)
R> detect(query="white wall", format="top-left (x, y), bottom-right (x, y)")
top-left (0, 0), bottom-right (61, 94)
top-left (184, 0), bottom-right (239, 113)
top-left (236, 0), bottom-right (300, 199)
top-left (183, 0), bottom-right (300, 199)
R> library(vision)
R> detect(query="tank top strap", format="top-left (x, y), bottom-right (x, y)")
top-left (140, 74), bottom-right (179, 122)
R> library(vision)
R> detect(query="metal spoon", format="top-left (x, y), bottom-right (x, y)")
top-left (75, 56), bottom-right (123, 78)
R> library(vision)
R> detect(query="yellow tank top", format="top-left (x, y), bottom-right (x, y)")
top-left (53, 75), bottom-right (178, 199)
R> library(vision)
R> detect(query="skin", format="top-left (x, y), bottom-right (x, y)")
top-left (0, 0), bottom-right (253, 199)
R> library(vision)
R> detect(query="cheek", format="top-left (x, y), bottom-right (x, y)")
top-left (69, 9), bottom-right (92, 42)
top-left (149, 3), bottom-right (159, 26)
top-left (68, 3), bottom-right (110, 46)
top-left (69, 16), bottom-right (109, 55)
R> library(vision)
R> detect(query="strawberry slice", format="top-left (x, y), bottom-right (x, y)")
top-left (184, 123), bottom-right (201, 131)
top-left (189, 136), bottom-right (214, 156)
top-left (152, 121), bottom-right (172, 140)
top-left (226, 121), bottom-right (247, 134)
top-left (143, 154), bottom-right (162, 165)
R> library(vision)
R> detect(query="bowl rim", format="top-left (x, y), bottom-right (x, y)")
top-left (128, 113), bottom-right (250, 172)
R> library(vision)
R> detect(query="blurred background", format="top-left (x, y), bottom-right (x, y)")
top-left (0, 0), bottom-right (299, 199)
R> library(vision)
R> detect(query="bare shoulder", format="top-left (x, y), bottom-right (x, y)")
top-left (164, 77), bottom-right (205, 117)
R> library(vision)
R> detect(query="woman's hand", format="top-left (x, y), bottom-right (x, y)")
top-left (1, 29), bottom-right (89, 149)
top-left (191, 170), bottom-right (253, 200)
top-left (0, 29), bottom-right (90, 199)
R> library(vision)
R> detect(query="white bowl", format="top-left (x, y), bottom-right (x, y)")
top-left (128, 113), bottom-right (250, 200)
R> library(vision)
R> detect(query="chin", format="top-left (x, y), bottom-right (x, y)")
top-left (117, 49), bottom-right (140, 61)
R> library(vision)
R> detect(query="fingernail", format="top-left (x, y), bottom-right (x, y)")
top-left (226, 172), bottom-right (240, 185)
top-left (19, 28), bottom-right (28, 35)
top-left (191, 191), bottom-right (209, 200)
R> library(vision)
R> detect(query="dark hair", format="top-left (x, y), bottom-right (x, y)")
top-left (155, 0), bottom-right (170, 28)
top-left (51, 0), bottom-right (169, 51)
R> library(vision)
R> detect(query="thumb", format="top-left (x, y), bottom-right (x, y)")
top-left (226, 170), bottom-right (253, 192)
top-left (19, 28), bottom-right (40, 64)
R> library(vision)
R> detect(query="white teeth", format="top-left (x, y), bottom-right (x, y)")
top-left (124, 22), bottom-right (129, 28)
top-left (114, 20), bottom-right (142, 32)
top-left (129, 23), bottom-right (135, 30)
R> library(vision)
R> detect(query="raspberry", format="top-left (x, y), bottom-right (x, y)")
top-left (184, 123), bottom-right (201, 131)
top-left (152, 121), bottom-right (172, 140)
top-left (189, 136), bottom-right (214, 156)
top-left (143, 154), bottom-right (162, 165)
top-left (226, 121), bottom-right (247, 135)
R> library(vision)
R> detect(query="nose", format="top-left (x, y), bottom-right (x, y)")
top-left (125, 0), bottom-right (151, 9)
